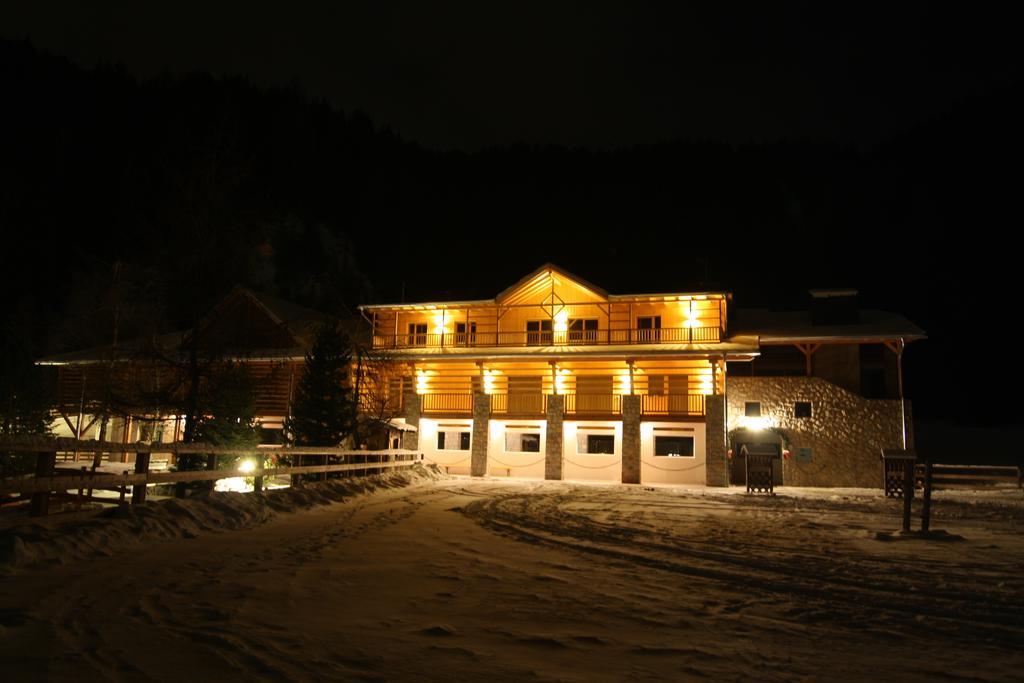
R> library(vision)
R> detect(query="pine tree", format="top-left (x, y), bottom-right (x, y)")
top-left (182, 362), bottom-right (260, 479)
top-left (286, 323), bottom-right (356, 447)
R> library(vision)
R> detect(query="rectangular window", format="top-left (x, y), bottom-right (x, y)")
top-left (407, 323), bottom-right (428, 346)
top-left (437, 430), bottom-right (471, 451)
top-left (568, 318), bottom-right (598, 343)
top-left (744, 401), bottom-right (762, 417)
top-left (647, 374), bottom-right (665, 396)
top-left (794, 401), bottom-right (812, 418)
top-left (637, 316), bottom-right (662, 342)
top-left (505, 431), bottom-right (541, 452)
top-left (576, 432), bottom-right (615, 454)
top-left (526, 320), bottom-right (553, 345)
top-left (654, 435), bottom-right (695, 457)
top-left (456, 321), bottom-right (476, 345)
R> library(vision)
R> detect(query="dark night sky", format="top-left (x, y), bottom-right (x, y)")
top-left (3, 3), bottom-right (1023, 425)
top-left (3, 2), bottom-right (1020, 149)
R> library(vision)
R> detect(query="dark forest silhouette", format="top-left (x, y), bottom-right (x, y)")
top-left (2, 38), bottom-right (1022, 425)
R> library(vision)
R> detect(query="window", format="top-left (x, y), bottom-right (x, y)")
top-left (437, 430), bottom-right (471, 451)
top-left (407, 323), bottom-right (427, 346)
top-left (647, 374), bottom-right (665, 396)
top-left (744, 401), bottom-right (761, 417)
top-left (577, 432), bottom-right (615, 454)
top-left (654, 435), bottom-right (694, 457)
top-left (637, 316), bottom-right (662, 342)
top-left (794, 401), bottom-right (812, 418)
top-left (526, 320), bottom-right (552, 345)
top-left (455, 321), bottom-right (476, 345)
top-left (505, 431), bottom-right (541, 452)
top-left (568, 318), bottom-right (598, 343)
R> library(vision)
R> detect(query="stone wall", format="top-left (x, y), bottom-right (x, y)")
top-left (401, 392), bottom-right (421, 450)
top-left (545, 395), bottom-right (564, 480)
top-left (727, 376), bottom-right (909, 487)
top-left (471, 394), bottom-right (491, 477)
top-left (704, 394), bottom-right (728, 486)
top-left (621, 395), bottom-right (640, 484)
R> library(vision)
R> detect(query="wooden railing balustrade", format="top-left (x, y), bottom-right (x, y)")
top-left (372, 326), bottom-right (723, 349)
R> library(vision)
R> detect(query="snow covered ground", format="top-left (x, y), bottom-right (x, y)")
top-left (1, 472), bottom-right (1022, 681)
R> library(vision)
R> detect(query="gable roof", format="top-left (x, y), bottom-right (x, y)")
top-left (494, 263), bottom-right (609, 304)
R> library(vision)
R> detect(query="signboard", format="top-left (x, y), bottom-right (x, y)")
top-left (796, 447), bottom-right (812, 464)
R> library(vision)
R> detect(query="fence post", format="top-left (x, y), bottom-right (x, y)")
top-left (291, 453), bottom-right (302, 488)
top-left (322, 452), bottom-right (328, 482)
top-left (920, 459), bottom-right (933, 533)
top-left (254, 460), bottom-right (264, 494)
top-left (30, 450), bottom-right (57, 517)
top-left (76, 466), bottom-right (87, 510)
top-left (902, 459), bottom-right (914, 532)
top-left (132, 451), bottom-right (151, 505)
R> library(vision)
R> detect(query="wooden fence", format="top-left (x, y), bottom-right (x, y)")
top-left (1, 438), bottom-right (424, 516)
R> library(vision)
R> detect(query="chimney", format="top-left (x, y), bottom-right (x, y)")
top-left (809, 289), bottom-right (860, 325)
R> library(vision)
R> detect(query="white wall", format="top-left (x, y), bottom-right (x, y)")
top-left (419, 417), bottom-right (475, 475)
top-left (640, 422), bottom-right (706, 485)
top-left (487, 419), bottom-right (546, 479)
top-left (562, 420), bottom-right (622, 483)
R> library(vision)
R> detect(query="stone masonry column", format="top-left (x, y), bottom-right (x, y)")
top-left (402, 391), bottom-right (421, 450)
top-left (471, 393), bottom-right (491, 477)
top-left (545, 394), bottom-right (565, 480)
top-left (705, 394), bottom-right (728, 486)
top-left (621, 395), bottom-right (641, 484)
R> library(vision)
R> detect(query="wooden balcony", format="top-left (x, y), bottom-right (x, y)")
top-left (371, 326), bottom-right (722, 350)
top-left (489, 393), bottom-right (548, 416)
top-left (414, 392), bottom-right (706, 417)
top-left (564, 393), bottom-right (622, 416)
top-left (641, 394), bottom-right (706, 417)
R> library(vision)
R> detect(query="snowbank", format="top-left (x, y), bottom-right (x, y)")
top-left (0, 463), bottom-right (443, 574)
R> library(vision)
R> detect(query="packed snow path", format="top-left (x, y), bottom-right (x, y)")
top-left (2, 477), bottom-right (1022, 681)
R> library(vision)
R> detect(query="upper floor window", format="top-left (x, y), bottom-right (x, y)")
top-left (526, 320), bottom-right (553, 345)
top-left (568, 318), bottom-right (598, 343)
top-left (456, 321), bottom-right (476, 345)
top-left (744, 401), bottom-right (762, 417)
top-left (407, 323), bottom-right (427, 346)
top-left (637, 316), bottom-right (662, 342)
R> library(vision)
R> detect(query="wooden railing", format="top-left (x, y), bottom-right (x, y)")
top-left (564, 394), bottom-right (622, 415)
top-left (641, 394), bottom-right (707, 416)
top-left (421, 393), bottom-right (474, 414)
top-left (372, 326), bottom-right (722, 349)
top-left (0, 438), bottom-right (425, 516)
top-left (490, 393), bottom-right (548, 416)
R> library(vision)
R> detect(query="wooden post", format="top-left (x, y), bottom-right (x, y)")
top-left (322, 452), bottom-right (328, 481)
top-left (76, 466), bottom-right (87, 510)
top-left (291, 453), bottom-right (302, 488)
top-left (920, 459), bottom-right (933, 533)
top-left (119, 470), bottom-right (129, 503)
top-left (30, 450), bottom-right (57, 517)
top-left (254, 459), bottom-right (264, 494)
top-left (132, 451), bottom-right (151, 504)
top-left (206, 453), bottom-right (218, 492)
top-left (902, 459), bottom-right (914, 532)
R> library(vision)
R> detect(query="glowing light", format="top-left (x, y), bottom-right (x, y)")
top-left (554, 367), bottom-right (570, 394)
top-left (618, 371), bottom-right (632, 395)
top-left (432, 311), bottom-right (449, 335)
top-left (553, 309), bottom-right (568, 332)
top-left (483, 369), bottom-right (500, 395)
top-left (238, 459), bottom-right (257, 474)
top-left (416, 369), bottom-right (429, 394)
top-left (739, 416), bottom-right (773, 431)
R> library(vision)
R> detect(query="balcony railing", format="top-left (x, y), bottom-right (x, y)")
top-left (410, 392), bottom-right (706, 417)
top-left (641, 394), bottom-right (706, 416)
top-left (564, 393), bottom-right (623, 415)
top-left (372, 326), bottom-right (722, 350)
top-left (421, 393), bottom-right (474, 414)
top-left (490, 393), bottom-right (548, 416)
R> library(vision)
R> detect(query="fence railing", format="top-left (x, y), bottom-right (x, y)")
top-left (0, 438), bottom-right (425, 516)
top-left (372, 326), bottom-right (722, 349)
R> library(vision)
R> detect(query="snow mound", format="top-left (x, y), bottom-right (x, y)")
top-left (0, 463), bottom-right (443, 574)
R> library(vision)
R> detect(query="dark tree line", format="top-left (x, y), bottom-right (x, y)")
top-left (2, 38), bottom-right (1023, 424)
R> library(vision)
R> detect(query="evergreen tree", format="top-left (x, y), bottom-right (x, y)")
top-left (286, 323), bottom-right (356, 447)
top-left (180, 362), bottom-right (260, 478)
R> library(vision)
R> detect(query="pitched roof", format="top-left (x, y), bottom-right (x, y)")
top-left (732, 308), bottom-right (926, 343)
